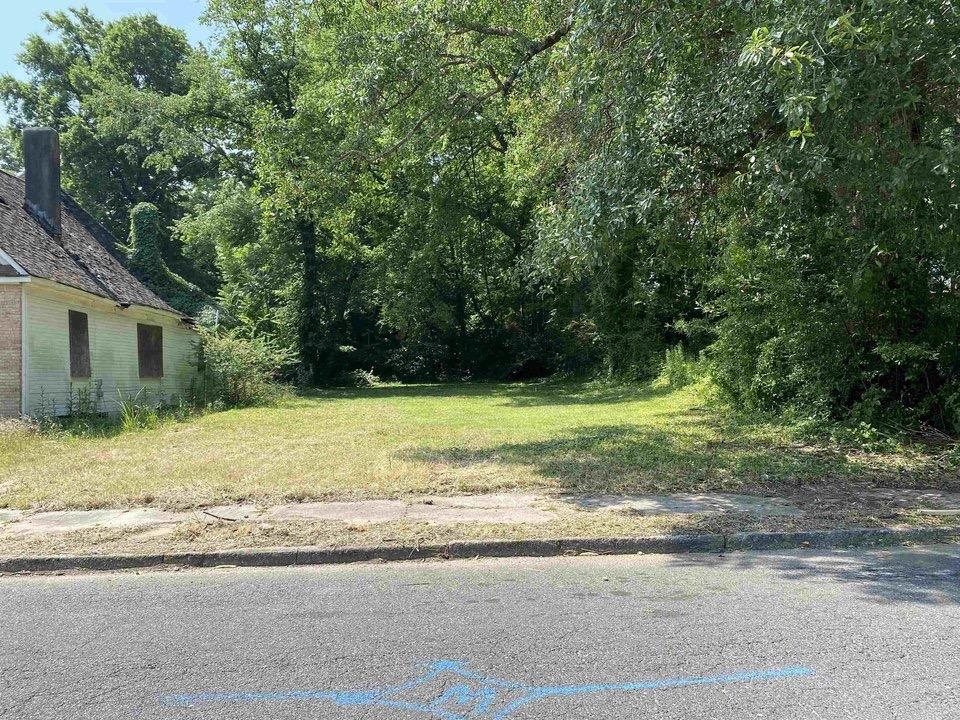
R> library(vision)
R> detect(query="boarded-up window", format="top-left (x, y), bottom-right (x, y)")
top-left (68, 310), bottom-right (91, 378)
top-left (137, 324), bottom-right (163, 379)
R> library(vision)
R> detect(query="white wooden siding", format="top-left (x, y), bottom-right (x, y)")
top-left (23, 283), bottom-right (197, 416)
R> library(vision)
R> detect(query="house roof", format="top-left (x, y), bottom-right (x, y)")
top-left (0, 170), bottom-right (182, 316)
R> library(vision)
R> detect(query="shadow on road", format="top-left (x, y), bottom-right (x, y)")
top-left (667, 546), bottom-right (960, 605)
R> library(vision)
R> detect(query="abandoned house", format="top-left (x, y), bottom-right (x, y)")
top-left (0, 128), bottom-right (197, 417)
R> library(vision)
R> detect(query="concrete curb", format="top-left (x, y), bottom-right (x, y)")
top-left (2, 526), bottom-right (958, 574)
top-left (724, 526), bottom-right (960, 552)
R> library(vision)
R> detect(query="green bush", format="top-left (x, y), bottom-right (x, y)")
top-left (117, 388), bottom-right (163, 432)
top-left (192, 327), bottom-right (295, 408)
top-left (658, 344), bottom-right (702, 389)
top-left (347, 368), bottom-right (384, 388)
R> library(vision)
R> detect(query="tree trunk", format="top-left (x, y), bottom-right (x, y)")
top-left (298, 217), bottom-right (322, 384)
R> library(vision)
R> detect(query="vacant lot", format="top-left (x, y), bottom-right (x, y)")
top-left (1, 382), bottom-right (956, 511)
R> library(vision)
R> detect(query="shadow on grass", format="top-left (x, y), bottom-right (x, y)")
top-left (406, 423), bottom-right (958, 497)
top-left (298, 381), bottom-right (676, 407)
top-left (667, 545), bottom-right (960, 605)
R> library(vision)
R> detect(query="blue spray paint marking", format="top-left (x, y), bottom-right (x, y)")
top-left (161, 661), bottom-right (813, 719)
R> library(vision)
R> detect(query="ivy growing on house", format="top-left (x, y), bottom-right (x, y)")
top-left (127, 202), bottom-right (211, 316)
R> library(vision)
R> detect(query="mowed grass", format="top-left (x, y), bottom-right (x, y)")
top-left (0, 381), bottom-right (955, 511)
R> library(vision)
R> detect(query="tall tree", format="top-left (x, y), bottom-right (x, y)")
top-left (200, 0), bottom-right (352, 381)
top-left (290, 0), bottom-right (575, 377)
top-left (538, 0), bottom-right (960, 428)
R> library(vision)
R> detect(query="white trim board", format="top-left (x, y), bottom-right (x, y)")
top-left (20, 283), bottom-right (27, 417)
top-left (27, 277), bottom-right (190, 324)
top-left (0, 246), bottom-right (27, 276)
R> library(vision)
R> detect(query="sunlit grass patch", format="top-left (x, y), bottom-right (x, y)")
top-left (0, 380), bottom-right (955, 511)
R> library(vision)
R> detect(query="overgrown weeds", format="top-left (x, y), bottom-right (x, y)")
top-left (191, 326), bottom-right (295, 408)
top-left (656, 344), bottom-right (705, 389)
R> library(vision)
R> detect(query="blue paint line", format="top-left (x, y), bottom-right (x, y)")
top-left (421, 661), bottom-right (530, 690)
top-left (541, 666), bottom-right (813, 695)
top-left (373, 698), bottom-right (465, 720)
top-left (489, 666), bottom-right (815, 719)
top-left (159, 661), bottom-right (814, 719)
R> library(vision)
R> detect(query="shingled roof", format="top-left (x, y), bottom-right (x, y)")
top-left (0, 170), bottom-right (181, 316)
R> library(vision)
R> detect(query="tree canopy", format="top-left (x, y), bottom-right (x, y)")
top-left (3, 0), bottom-right (958, 432)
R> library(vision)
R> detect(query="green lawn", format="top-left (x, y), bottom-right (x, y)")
top-left (0, 381), bottom-right (954, 511)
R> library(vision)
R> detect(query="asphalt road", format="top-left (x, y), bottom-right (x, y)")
top-left (2, 546), bottom-right (960, 720)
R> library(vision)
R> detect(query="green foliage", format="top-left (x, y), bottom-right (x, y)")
top-left (25, 385), bottom-right (195, 438)
top-left (3, 1), bottom-right (957, 435)
top-left (117, 389), bottom-right (164, 432)
top-left (192, 326), bottom-right (295, 408)
top-left (539, 0), bottom-right (960, 433)
top-left (127, 203), bottom-right (211, 315)
top-left (0, 9), bottom-right (221, 282)
top-left (659, 346), bottom-right (699, 390)
top-left (703, 1), bottom-right (960, 433)
top-left (174, 180), bottom-right (259, 293)
top-left (128, 203), bottom-right (166, 271)
top-left (348, 368), bottom-right (385, 388)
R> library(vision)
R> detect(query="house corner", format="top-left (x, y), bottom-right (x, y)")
top-left (0, 283), bottom-right (23, 417)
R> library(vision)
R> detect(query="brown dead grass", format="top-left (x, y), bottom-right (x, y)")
top-left (2, 509), bottom-right (956, 560)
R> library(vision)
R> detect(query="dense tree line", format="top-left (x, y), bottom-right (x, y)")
top-left (2, 1), bottom-right (958, 431)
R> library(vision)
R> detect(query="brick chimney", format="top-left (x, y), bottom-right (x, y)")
top-left (22, 127), bottom-right (61, 237)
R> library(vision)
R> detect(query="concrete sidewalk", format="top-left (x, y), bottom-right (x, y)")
top-left (0, 492), bottom-right (810, 537)
top-left (3, 486), bottom-right (960, 538)
top-left (3, 488), bottom-right (960, 573)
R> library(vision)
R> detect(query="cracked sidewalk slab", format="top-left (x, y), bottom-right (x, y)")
top-left (6, 487), bottom-right (960, 539)
top-left (264, 493), bottom-right (556, 525)
top-left (565, 493), bottom-right (804, 516)
top-left (4, 508), bottom-right (191, 536)
top-left (0, 492), bottom-right (807, 537)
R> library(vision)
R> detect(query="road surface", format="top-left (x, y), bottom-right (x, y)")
top-left (2, 545), bottom-right (959, 719)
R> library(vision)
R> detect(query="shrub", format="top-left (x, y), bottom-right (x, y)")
top-left (66, 381), bottom-right (104, 418)
top-left (192, 327), bottom-right (295, 407)
top-left (347, 368), bottom-right (383, 388)
top-left (118, 388), bottom-right (163, 432)
top-left (658, 344), bottom-right (701, 389)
